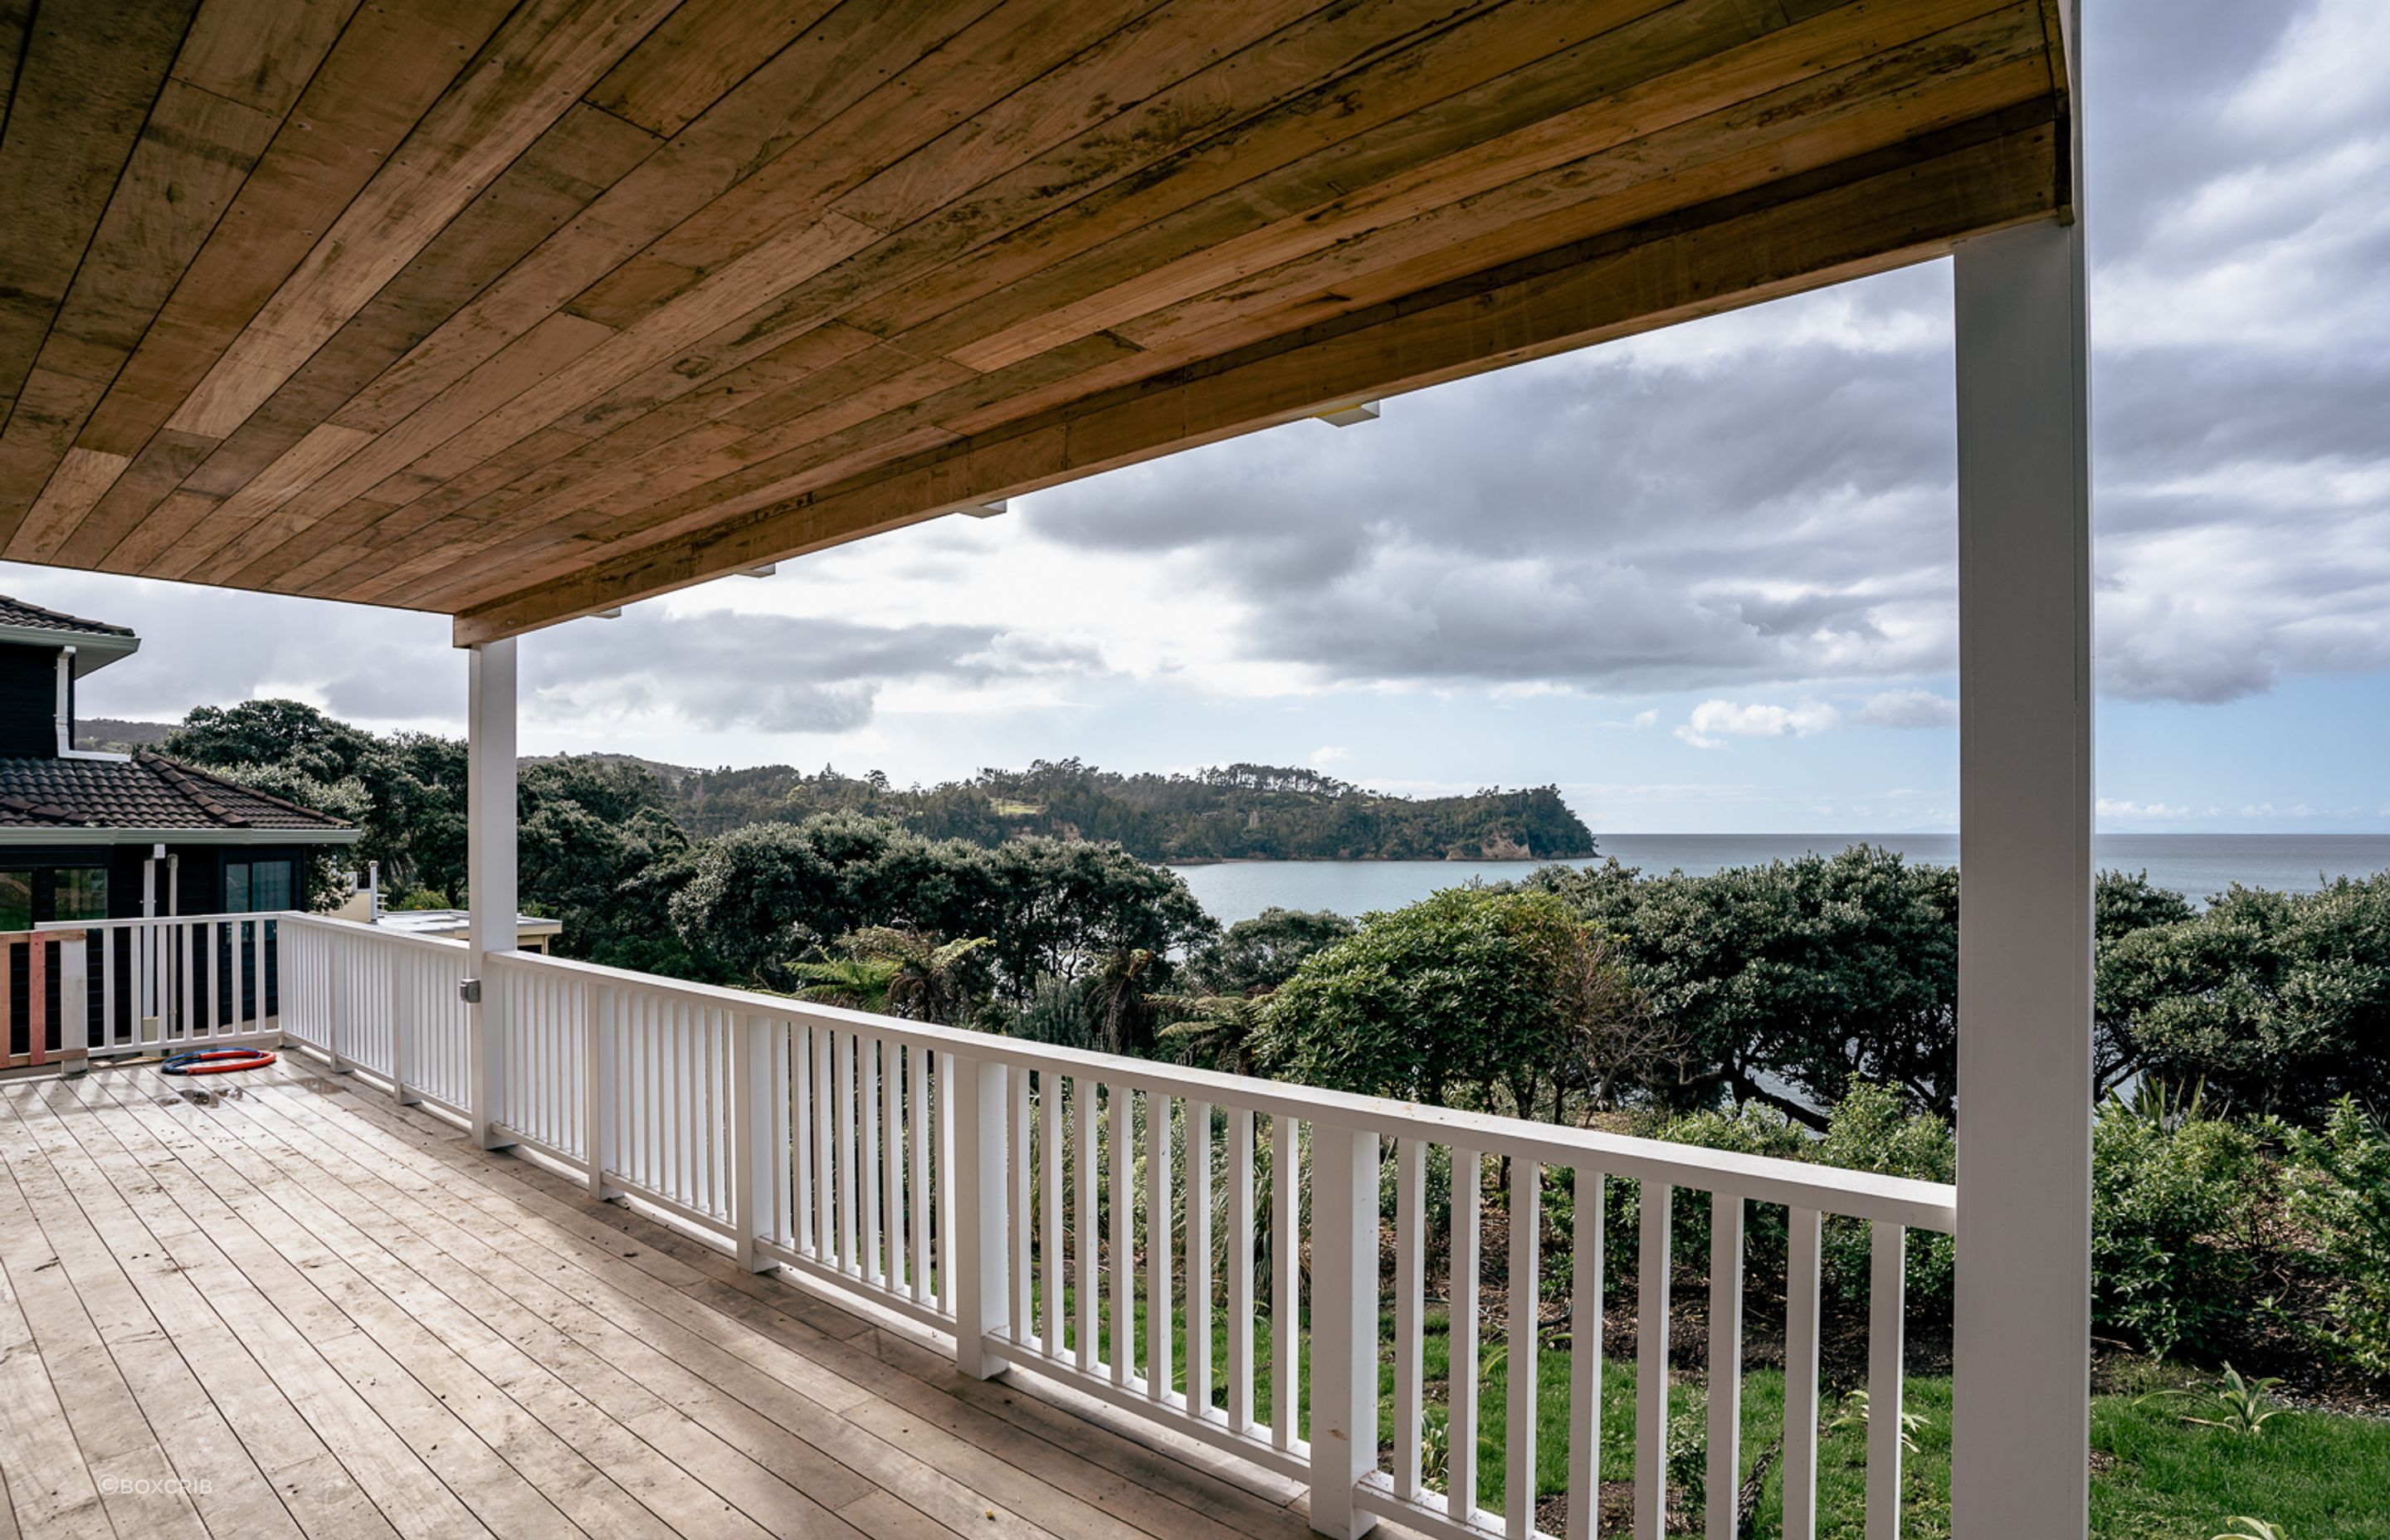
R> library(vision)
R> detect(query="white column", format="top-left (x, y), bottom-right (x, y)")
top-left (1950, 213), bottom-right (2092, 1537)
top-left (466, 638), bottom-right (518, 1151)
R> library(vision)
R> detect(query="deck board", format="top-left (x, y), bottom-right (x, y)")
top-left (0, 1057), bottom-right (1328, 1540)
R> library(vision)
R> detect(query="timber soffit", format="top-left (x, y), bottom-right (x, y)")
top-left (0, 0), bottom-right (2072, 645)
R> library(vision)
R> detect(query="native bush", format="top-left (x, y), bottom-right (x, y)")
top-left (2091, 1101), bottom-right (2266, 1358)
top-left (2282, 1099), bottom-right (2390, 1373)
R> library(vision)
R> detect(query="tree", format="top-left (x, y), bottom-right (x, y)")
top-left (1183, 907), bottom-right (1356, 996)
top-left (1548, 848), bottom-right (1961, 1126)
top-left (793, 928), bottom-right (991, 1025)
top-left (1256, 888), bottom-right (1654, 1123)
top-left (2096, 876), bottom-right (2390, 1121)
top-left (164, 699), bottom-right (380, 784)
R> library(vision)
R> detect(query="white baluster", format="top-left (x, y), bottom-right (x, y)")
top-left (1393, 1138), bottom-right (1425, 1500)
top-left (1041, 1071), bottom-right (1063, 1352)
top-left (1450, 1146), bottom-right (1480, 1525)
top-left (1228, 1106), bottom-right (1256, 1435)
top-left (1636, 1183), bottom-right (1672, 1540)
top-left (1784, 1207), bottom-right (1823, 1540)
top-left (1110, 1084), bottom-right (1132, 1386)
top-left (1074, 1075), bottom-right (1096, 1371)
top-left (1509, 1158), bottom-right (1540, 1540)
top-left (1568, 1167), bottom-right (1606, 1540)
top-left (1146, 1092), bottom-right (1172, 1401)
top-left (1708, 1194), bottom-right (1744, 1540)
top-left (1867, 1224), bottom-right (1907, 1540)
top-left (1183, 1098), bottom-right (1212, 1422)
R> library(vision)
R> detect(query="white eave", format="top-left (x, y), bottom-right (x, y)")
top-left (0, 625), bottom-right (139, 676)
top-left (0, 826), bottom-right (361, 846)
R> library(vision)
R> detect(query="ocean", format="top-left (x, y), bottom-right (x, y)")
top-left (1168, 833), bottom-right (2390, 927)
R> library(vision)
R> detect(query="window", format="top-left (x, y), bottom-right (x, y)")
top-left (53, 869), bottom-right (107, 921)
top-left (225, 859), bottom-right (295, 914)
top-left (0, 871), bottom-right (28, 933)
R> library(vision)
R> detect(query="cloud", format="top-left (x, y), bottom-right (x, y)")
top-left (1309, 745), bottom-right (1349, 767)
top-left (1632, 709), bottom-right (1658, 729)
top-left (1674, 699), bottom-right (1840, 749)
top-left (2097, 798), bottom-right (2194, 820)
top-left (522, 608), bottom-right (1099, 736)
top-left (1857, 690), bottom-right (1958, 729)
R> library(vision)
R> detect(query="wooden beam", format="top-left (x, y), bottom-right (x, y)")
top-left (453, 108), bottom-right (2059, 644)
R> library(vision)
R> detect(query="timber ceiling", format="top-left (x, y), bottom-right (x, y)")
top-left (0, 0), bottom-right (2072, 644)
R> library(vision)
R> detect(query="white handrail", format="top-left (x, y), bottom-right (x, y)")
top-left (270, 913), bottom-right (1949, 1540)
top-left (485, 943), bottom-right (1953, 1231)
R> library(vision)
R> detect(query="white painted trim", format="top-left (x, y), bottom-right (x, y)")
top-left (0, 826), bottom-right (359, 846)
top-left (1950, 213), bottom-right (2095, 1539)
top-left (0, 624), bottom-right (137, 674)
top-left (466, 638), bottom-right (518, 1151)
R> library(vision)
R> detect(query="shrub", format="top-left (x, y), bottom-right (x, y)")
top-left (2091, 1103), bottom-right (2265, 1358)
top-left (1812, 1084), bottom-right (1957, 1318)
top-left (2281, 1099), bottom-right (2390, 1372)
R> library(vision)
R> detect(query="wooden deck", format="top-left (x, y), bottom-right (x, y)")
top-left (0, 1055), bottom-right (1324, 1540)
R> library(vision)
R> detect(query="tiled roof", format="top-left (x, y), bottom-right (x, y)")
top-left (0, 753), bottom-right (351, 831)
top-left (0, 595), bottom-right (133, 638)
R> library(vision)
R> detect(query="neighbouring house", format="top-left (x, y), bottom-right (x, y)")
top-left (0, 593), bottom-right (358, 928)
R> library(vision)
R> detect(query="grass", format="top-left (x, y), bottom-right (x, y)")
top-left (1016, 1276), bottom-right (2388, 1537)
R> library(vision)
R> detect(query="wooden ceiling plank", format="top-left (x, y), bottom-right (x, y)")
top-left (0, 0), bottom-right (203, 485)
top-left (6, 449), bottom-right (134, 562)
top-left (383, 351), bottom-right (993, 603)
top-left (172, 100), bottom-right (662, 508)
top-left (447, 114), bottom-right (2058, 637)
top-left (0, 2), bottom-right (28, 129)
top-left (160, 0), bottom-right (685, 444)
top-left (410, 328), bottom-right (1146, 604)
top-left (5, 77), bottom-right (286, 559)
top-left (934, 0), bottom-right (2011, 376)
top-left (169, 0), bottom-right (365, 119)
top-left (246, 207), bottom-right (879, 587)
top-left (1110, 2), bottom-right (2050, 353)
top-left (510, 0), bottom-right (1513, 467)
top-left (51, 428), bottom-right (218, 570)
top-left (326, 0), bottom-right (1012, 439)
top-left (71, 0), bottom-right (524, 463)
top-left (178, 309), bottom-right (622, 585)
top-left (339, 0), bottom-right (1527, 579)
top-left (565, 0), bottom-right (1172, 329)
top-left (276, 319), bottom-right (885, 584)
top-left (138, 420), bottom-right (373, 581)
top-left (928, 46), bottom-right (2054, 445)
top-left (102, 489), bottom-right (220, 574)
top-left (583, 0), bottom-right (844, 137)
top-left (816, 0), bottom-right (1666, 375)
top-left (407, 3), bottom-right (2044, 597)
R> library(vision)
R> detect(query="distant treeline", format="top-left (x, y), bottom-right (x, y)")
top-left (666, 756), bottom-right (1597, 863)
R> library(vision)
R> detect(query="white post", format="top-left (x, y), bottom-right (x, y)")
top-left (1308, 1123), bottom-right (1379, 1540)
top-left (466, 638), bottom-right (519, 1152)
top-left (952, 1053), bottom-right (1012, 1380)
top-left (1951, 213), bottom-right (2093, 1537)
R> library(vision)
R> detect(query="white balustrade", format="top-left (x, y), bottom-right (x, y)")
top-left (245, 914), bottom-right (1955, 1540)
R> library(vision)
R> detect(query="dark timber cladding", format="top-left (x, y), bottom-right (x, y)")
top-left (0, 0), bottom-right (2075, 643)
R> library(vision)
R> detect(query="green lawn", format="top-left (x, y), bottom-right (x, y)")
top-left (1025, 1277), bottom-right (2388, 1538)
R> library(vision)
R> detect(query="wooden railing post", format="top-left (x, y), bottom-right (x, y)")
top-left (392, 943), bottom-right (419, 1105)
top-left (1309, 1121), bottom-right (1379, 1539)
top-left (951, 1053), bottom-right (1011, 1381)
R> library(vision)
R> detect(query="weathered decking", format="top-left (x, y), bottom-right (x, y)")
top-left (0, 1055), bottom-right (1322, 1540)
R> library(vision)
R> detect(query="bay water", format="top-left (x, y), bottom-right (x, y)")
top-left (1169, 832), bottom-right (2390, 927)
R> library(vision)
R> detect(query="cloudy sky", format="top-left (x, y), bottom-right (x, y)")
top-left (17, 0), bottom-right (2389, 835)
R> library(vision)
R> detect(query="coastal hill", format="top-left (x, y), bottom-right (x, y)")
top-left (671, 758), bottom-right (1596, 864)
